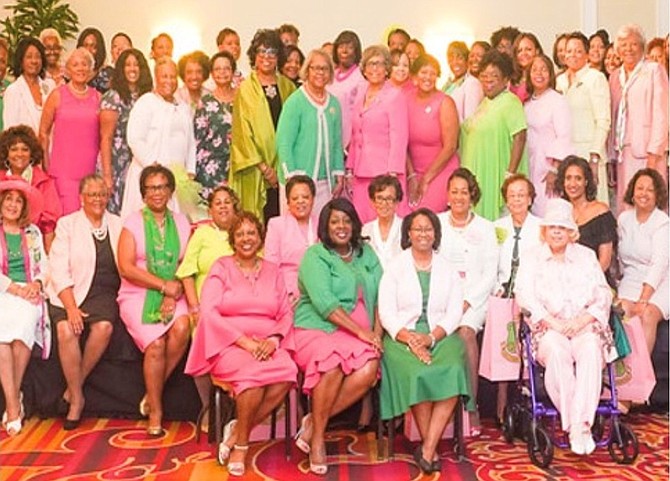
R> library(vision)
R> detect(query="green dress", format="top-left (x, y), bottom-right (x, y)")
top-left (380, 270), bottom-right (473, 420)
top-left (460, 90), bottom-right (528, 221)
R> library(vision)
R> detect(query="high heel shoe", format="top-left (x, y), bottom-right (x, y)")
top-left (294, 413), bottom-right (312, 454)
top-left (309, 446), bottom-right (328, 476)
top-left (5, 417), bottom-right (22, 437)
top-left (227, 444), bottom-right (248, 477)
top-left (413, 445), bottom-right (434, 474)
top-left (217, 419), bottom-right (237, 465)
top-left (146, 425), bottom-right (164, 437)
top-left (139, 395), bottom-right (150, 417)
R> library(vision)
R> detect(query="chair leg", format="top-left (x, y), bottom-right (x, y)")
top-left (374, 387), bottom-right (385, 460)
top-left (454, 397), bottom-right (465, 461)
top-left (214, 387), bottom-right (223, 447)
top-left (284, 393), bottom-right (291, 460)
top-left (389, 416), bottom-right (396, 459)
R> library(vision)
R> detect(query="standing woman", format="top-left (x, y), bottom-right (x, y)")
top-left (467, 40), bottom-right (491, 78)
top-left (407, 54), bottom-right (460, 213)
top-left (276, 49), bottom-right (344, 216)
top-left (460, 50), bottom-right (528, 221)
top-left (110, 33), bottom-right (133, 66)
top-left (77, 27), bottom-right (114, 94)
top-left (556, 32), bottom-right (611, 205)
top-left (39, 29), bottom-right (66, 86)
top-left (117, 165), bottom-right (191, 435)
top-left (509, 32), bottom-right (544, 103)
top-left (0, 179), bottom-right (47, 437)
top-left (603, 44), bottom-right (622, 79)
top-left (553, 33), bottom-right (569, 74)
top-left (442, 41), bottom-right (483, 122)
top-left (0, 38), bottom-right (9, 132)
top-left (348, 45), bottom-right (409, 223)
top-left (589, 30), bottom-right (609, 71)
top-left (524, 54), bottom-right (574, 216)
top-left (3, 37), bottom-right (54, 133)
top-left (40, 48), bottom-right (101, 215)
top-left (194, 52), bottom-right (236, 202)
top-left (176, 51), bottom-right (210, 116)
top-left (100, 48), bottom-right (153, 215)
top-left (389, 49), bottom-right (412, 91)
top-left (230, 29), bottom-right (296, 223)
top-left (280, 45), bottom-right (305, 87)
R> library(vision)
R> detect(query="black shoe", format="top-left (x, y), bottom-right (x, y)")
top-left (431, 458), bottom-right (442, 472)
top-left (56, 398), bottom-right (70, 416)
top-left (63, 418), bottom-right (81, 430)
top-left (413, 445), bottom-right (434, 474)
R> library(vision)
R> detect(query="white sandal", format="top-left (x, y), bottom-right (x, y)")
top-left (217, 419), bottom-right (237, 465)
top-left (5, 417), bottom-right (22, 436)
top-left (294, 413), bottom-right (312, 454)
top-left (227, 444), bottom-right (248, 477)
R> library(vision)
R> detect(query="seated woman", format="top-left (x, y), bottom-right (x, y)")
top-left (361, 175), bottom-right (403, 270)
top-left (185, 212), bottom-right (297, 477)
top-left (117, 165), bottom-right (191, 435)
top-left (265, 175), bottom-right (318, 306)
top-left (292, 198), bottom-right (383, 475)
top-left (515, 198), bottom-right (614, 456)
top-left (379, 208), bottom-right (472, 475)
top-left (0, 179), bottom-right (47, 436)
top-left (47, 174), bottom-right (122, 430)
top-left (176, 185), bottom-right (240, 429)
top-left (617, 169), bottom-right (669, 353)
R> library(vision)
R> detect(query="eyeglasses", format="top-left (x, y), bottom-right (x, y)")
top-left (212, 66), bottom-right (233, 72)
top-left (410, 227), bottom-right (434, 234)
top-left (144, 184), bottom-right (170, 194)
top-left (308, 65), bottom-right (329, 73)
top-left (257, 47), bottom-right (278, 58)
top-left (365, 60), bottom-right (386, 70)
top-left (83, 192), bottom-right (108, 199)
top-left (45, 47), bottom-right (63, 54)
top-left (374, 196), bottom-right (398, 205)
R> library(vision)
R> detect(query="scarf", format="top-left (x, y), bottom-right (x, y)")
top-left (0, 225), bottom-right (31, 281)
top-left (615, 61), bottom-right (644, 153)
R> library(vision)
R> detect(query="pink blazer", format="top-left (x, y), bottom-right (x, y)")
top-left (47, 209), bottom-right (122, 307)
top-left (610, 61), bottom-right (669, 158)
top-left (347, 81), bottom-right (408, 177)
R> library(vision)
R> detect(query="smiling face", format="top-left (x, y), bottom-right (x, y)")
top-left (211, 55), bottom-right (234, 88)
top-left (516, 37), bottom-right (538, 70)
top-left (545, 225), bottom-right (571, 253)
top-left (209, 189), bottom-right (236, 230)
top-left (6, 141), bottom-right (32, 175)
top-left (66, 50), bottom-right (93, 85)
top-left (123, 53), bottom-right (140, 87)
top-left (448, 50), bottom-right (467, 79)
top-left (0, 190), bottom-right (26, 224)
top-left (555, 37), bottom-right (567, 67)
top-left (142, 173), bottom-right (172, 212)
top-left (306, 53), bottom-right (331, 89)
top-left (563, 165), bottom-right (587, 202)
top-left (371, 185), bottom-right (399, 220)
top-left (529, 56), bottom-right (551, 94)
top-left (287, 182), bottom-right (314, 222)
top-left (408, 214), bottom-right (435, 253)
top-left (282, 50), bottom-right (302, 80)
top-left (111, 35), bottom-right (131, 64)
top-left (405, 42), bottom-right (421, 65)
top-left (254, 44), bottom-right (278, 76)
top-left (388, 33), bottom-right (408, 52)
top-left (364, 54), bottom-right (387, 86)
top-left (415, 63), bottom-right (438, 94)
top-left (479, 63), bottom-right (508, 99)
top-left (447, 176), bottom-right (472, 216)
top-left (80, 179), bottom-right (109, 220)
top-left (22, 45), bottom-right (43, 78)
top-left (336, 41), bottom-right (356, 69)
top-left (219, 33), bottom-right (241, 61)
top-left (183, 60), bottom-right (205, 94)
top-left (42, 36), bottom-right (62, 69)
top-left (327, 209), bottom-right (353, 249)
top-left (505, 179), bottom-right (532, 218)
top-left (564, 38), bottom-right (588, 72)
top-left (390, 52), bottom-right (410, 85)
top-left (632, 174), bottom-right (657, 213)
top-left (604, 46), bottom-right (622, 75)
top-left (154, 61), bottom-right (178, 101)
top-left (81, 34), bottom-right (98, 58)
top-left (152, 36), bottom-right (173, 59)
top-left (232, 219), bottom-right (262, 260)
top-left (589, 35), bottom-right (606, 66)
top-left (468, 44), bottom-right (486, 76)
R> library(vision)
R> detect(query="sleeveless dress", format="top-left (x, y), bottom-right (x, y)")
top-left (578, 211), bottom-right (618, 287)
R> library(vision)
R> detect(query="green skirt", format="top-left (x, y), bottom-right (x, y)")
top-left (380, 332), bottom-right (474, 420)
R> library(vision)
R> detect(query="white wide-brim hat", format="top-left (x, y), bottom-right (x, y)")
top-left (540, 198), bottom-right (578, 231)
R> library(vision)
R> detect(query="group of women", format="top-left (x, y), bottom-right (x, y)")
top-left (0, 19), bottom-right (668, 476)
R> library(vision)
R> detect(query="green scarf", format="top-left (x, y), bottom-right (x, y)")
top-left (141, 207), bottom-right (181, 324)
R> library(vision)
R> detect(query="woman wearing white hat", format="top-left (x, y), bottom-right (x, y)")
top-left (514, 198), bottom-right (615, 456)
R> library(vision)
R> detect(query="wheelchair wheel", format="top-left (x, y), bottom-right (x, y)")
top-left (527, 423), bottom-right (553, 468)
top-left (608, 421), bottom-right (639, 464)
top-left (502, 405), bottom-right (515, 444)
top-left (592, 413), bottom-right (606, 442)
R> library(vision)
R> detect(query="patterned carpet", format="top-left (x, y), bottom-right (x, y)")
top-left (0, 413), bottom-right (667, 481)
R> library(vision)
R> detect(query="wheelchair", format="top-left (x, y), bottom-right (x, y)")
top-left (501, 315), bottom-right (639, 468)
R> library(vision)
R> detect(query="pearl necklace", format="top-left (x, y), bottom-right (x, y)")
top-left (413, 258), bottom-right (432, 271)
top-left (69, 83), bottom-right (89, 95)
top-left (337, 245), bottom-right (353, 259)
top-left (89, 216), bottom-right (108, 241)
top-left (449, 211), bottom-right (472, 228)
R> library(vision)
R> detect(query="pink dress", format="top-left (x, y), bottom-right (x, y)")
top-left (48, 85), bottom-right (101, 214)
top-left (524, 89), bottom-right (574, 216)
top-left (293, 291), bottom-right (379, 393)
top-left (328, 65), bottom-right (367, 150)
top-left (117, 210), bottom-right (191, 352)
top-left (407, 90), bottom-right (459, 213)
top-left (184, 257), bottom-right (297, 395)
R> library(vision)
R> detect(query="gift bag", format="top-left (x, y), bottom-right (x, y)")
top-left (614, 315), bottom-right (656, 402)
top-left (479, 296), bottom-right (521, 381)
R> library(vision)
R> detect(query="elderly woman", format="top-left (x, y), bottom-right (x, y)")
top-left (524, 54), bottom-right (574, 216)
top-left (467, 40), bottom-right (491, 78)
top-left (389, 49), bottom-right (411, 91)
top-left (407, 54), bottom-right (460, 213)
top-left (176, 51), bottom-right (210, 116)
top-left (379, 208), bottom-right (472, 474)
top-left (265, 175), bottom-right (318, 307)
top-left (348, 45), bottom-right (409, 223)
top-left (230, 29), bottom-right (296, 222)
top-left (47, 175), bottom-right (122, 430)
top-left (276, 49), bottom-right (344, 215)
top-left (39, 28), bottom-right (66, 86)
top-left (0, 179), bottom-right (47, 437)
top-left (292, 198), bottom-right (382, 475)
top-left (515, 198), bottom-right (614, 456)
top-left (0, 126), bottom-right (62, 251)
top-left (77, 27), bottom-right (114, 93)
top-left (617, 169), bottom-right (669, 354)
top-left (117, 165), bottom-right (191, 435)
top-left (194, 52), bottom-right (236, 204)
top-left (110, 33), bottom-right (133, 65)
top-left (122, 57), bottom-right (197, 220)
top-left (3, 37), bottom-right (54, 133)
top-left (185, 211), bottom-right (297, 476)
top-left (556, 32), bottom-right (611, 205)
top-left (460, 50), bottom-right (528, 221)
top-left (100, 48), bottom-right (153, 215)
top-left (40, 48), bottom-right (101, 215)
top-left (280, 45), bottom-right (305, 87)
top-left (510, 32), bottom-right (544, 103)
top-left (610, 24), bottom-right (669, 209)
top-left (362, 175), bottom-right (403, 270)
top-left (442, 41), bottom-right (483, 122)
top-left (437, 168), bottom-right (498, 435)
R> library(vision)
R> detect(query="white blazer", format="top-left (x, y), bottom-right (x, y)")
top-left (493, 213), bottom-right (542, 293)
top-left (379, 249), bottom-right (464, 340)
top-left (362, 215), bottom-right (403, 271)
top-left (2, 75), bottom-right (54, 133)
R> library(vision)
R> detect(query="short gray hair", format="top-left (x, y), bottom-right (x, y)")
top-left (39, 28), bottom-right (62, 45)
top-left (67, 47), bottom-right (95, 70)
top-left (299, 49), bottom-right (334, 83)
top-left (615, 24), bottom-right (646, 51)
top-left (360, 44), bottom-right (391, 77)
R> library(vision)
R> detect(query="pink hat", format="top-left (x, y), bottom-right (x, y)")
top-left (0, 177), bottom-right (44, 219)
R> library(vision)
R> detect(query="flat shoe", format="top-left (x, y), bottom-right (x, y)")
top-left (294, 413), bottom-right (312, 454)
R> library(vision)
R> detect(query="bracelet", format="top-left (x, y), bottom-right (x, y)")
top-left (407, 173), bottom-right (418, 180)
top-left (160, 283), bottom-right (167, 295)
top-left (504, 171), bottom-right (514, 179)
top-left (428, 333), bottom-right (436, 349)
top-left (547, 166), bottom-right (558, 174)
top-left (637, 299), bottom-right (649, 305)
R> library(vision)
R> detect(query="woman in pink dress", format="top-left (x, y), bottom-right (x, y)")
top-left (185, 211), bottom-right (297, 477)
top-left (509, 32), bottom-right (544, 104)
top-left (524, 54), bottom-right (574, 216)
top-left (39, 48), bottom-right (100, 215)
top-left (117, 165), bottom-right (191, 436)
top-left (407, 54), bottom-right (459, 213)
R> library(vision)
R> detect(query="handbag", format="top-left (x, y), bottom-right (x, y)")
top-left (614, 315), bottom-right (657, 402)
top-left (610, 305), bottom-right (631, 361)
top-left (479, 296), bottom-right (521, 381)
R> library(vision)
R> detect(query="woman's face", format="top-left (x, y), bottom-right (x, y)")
top-left (22, 45), bottom-right (43, 78)
top-left (589, 36), bottom-right (606, 66)
top-left (282, 50), bottom-right (302, 80)
top-left (408, 214), bottom-right (435, 253)
top-left (232, 219), bottom-right (262, 259)
top-left (142, 173), bottom-right (172, 211)
top-left (80, 180), bottom-right (109, 220)
top-left (505, 179), bottom-right (532, 218)
top-left (516, 37), bottom-right (538, 70)
top-left (0, 190), bottom-right (25, 223)
top-left (390, 52), bottom-right (410, 85)
top-left (447, 176), bottom-right (472, 215)
top-left (363, 54), bottom-right (387, 86)
top-left (617, 34), bottom-right (644, 70)
top-left (306, 54), bottom-right (331, 89)
top-left (111, 36), bottom-right (132, 64)
top-left (632, 174), bottom-right (657, 212)
top-left (152, 36), bottom-right (173, 59)
top-left (336, 41), bottom-right (356, 69)
top-left (123, 54), bottom-right (140, 87)
top-left (211, 56), bottom-right (234, 87)
top-left (563, 164), bottom-right (587, 201)
top-left (545, 225), bottom-right (571, 252)
top-left (327, 209), bottom-right (353, 248)
top-left (209, 190), bottom-right (236, 230)
top-left (415, 64), bottom-right (438, 94)
top-left (564, 38), bottom-right (588, 72)
top-left (555, 37), bottom-right (567, 67)
top-left (287, 182), bottom-right (314, 222)
top-left (529, 57), bottom-right (551, 94)
top-left (479, 64), bottom-right (507, 99)
top-left (66, 51), bottom-right (92, 84)
top-left (219, 34), bottom-right (241, 61)
top-left (371, 185), bottom-right (399, 220)
top-left (81, 34), bottom-right (98, 58)
top-left (184, 60), bottom-right (205, 93)
top-left (448, 50), bottom-right (467, 79)
top-left (155, 62), bottom-right (178, 100)
top-left (468, 44), bottom-right (486, 76)
top-left (254, 44), bottom-right (278, 76)
top-left (405, 42), bottom-right (421, 65)
top-left (6, 141), bottom-right (32, 174)
top-left (42, 36), bottom-right (62, 69)
top-left (604, 47), bottom-right (622, 75)
top-left (647, 45), bottom-right (666, 66)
